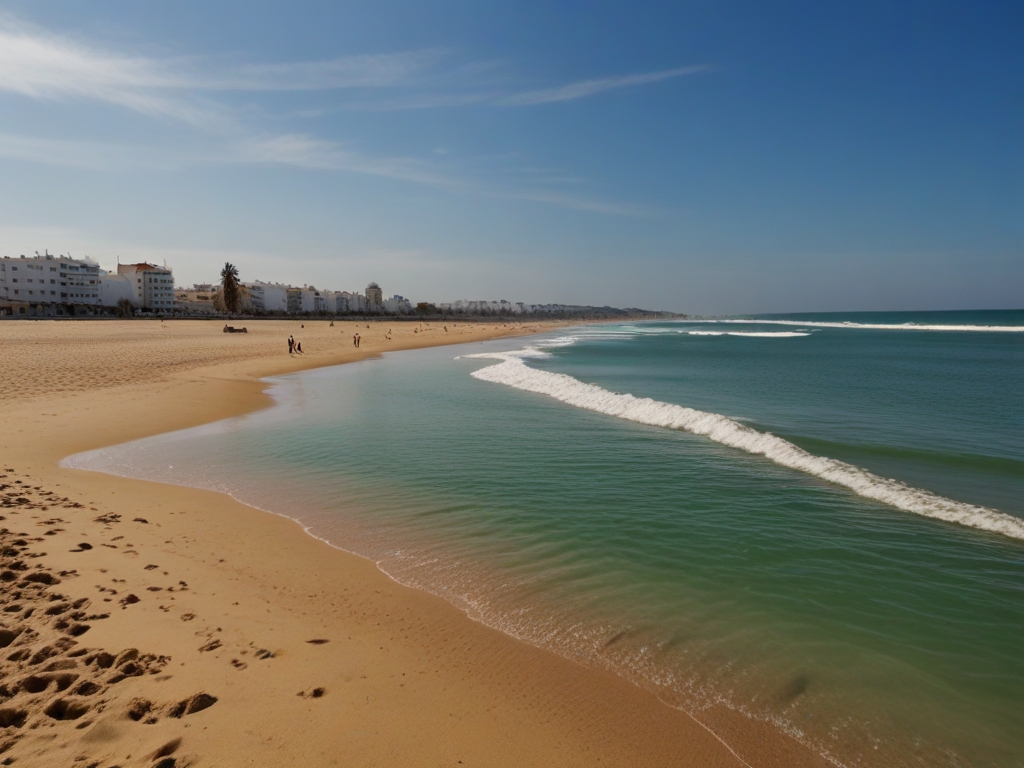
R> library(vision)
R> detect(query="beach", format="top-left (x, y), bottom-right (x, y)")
top-left (0, 318), bottom-right (834, 767)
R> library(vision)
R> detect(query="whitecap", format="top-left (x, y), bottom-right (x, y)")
top-left (710, 319), bottom-right (1024, 333)
top-left (463, 352), bottom-right (1024, 542)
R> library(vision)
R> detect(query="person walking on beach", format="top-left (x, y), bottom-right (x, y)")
top-left (353, 333), bottom-right (358, 347)
top-left (355, 333), bottom-right (361, 348)
top-left (296, 340), bottom-right (303, 354)
top-left (288, 336), bottom-right (294, 354)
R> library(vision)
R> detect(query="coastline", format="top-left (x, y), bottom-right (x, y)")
top-left (0, 319), bottom-right (830, 767)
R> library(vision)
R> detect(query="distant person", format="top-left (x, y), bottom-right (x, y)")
top-left (288, 337), bottom-right (294, 354)
top-left (296, 341), bottom-right (303, 354)
top-left (353, 333), bottom-right (358, 347)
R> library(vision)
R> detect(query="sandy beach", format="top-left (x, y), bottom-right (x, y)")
top-left (0, 319), bottom-right (830, 768)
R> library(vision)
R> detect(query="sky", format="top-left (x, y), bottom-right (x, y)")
top-left (0, 1), bottom-right (1020, 314)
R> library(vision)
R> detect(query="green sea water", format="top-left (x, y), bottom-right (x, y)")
top-left (65, 310), bottom-right (1024, 767)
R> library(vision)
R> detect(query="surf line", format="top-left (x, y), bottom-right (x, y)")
top-left (465, 351), bottom-right (1024, 542)
top-left (714, 319), bottom-right (1024, 333)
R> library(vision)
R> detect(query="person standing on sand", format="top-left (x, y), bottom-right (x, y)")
top-left (288, 336), bottom-right (294, 354)
top-left (352, 333), bottom-right (357, 347)
top-left (296, 341), bottom-right (303, 354)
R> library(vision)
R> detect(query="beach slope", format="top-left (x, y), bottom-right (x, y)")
top-left (0, 319), bottom-right (829, 767)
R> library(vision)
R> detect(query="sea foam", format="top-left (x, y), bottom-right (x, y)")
top-left (713, 319), bottom-right (1024, 332)
top-left (466, 349), bottom-right (1024, 541)
top-left (687, 331), bottom-right (809, 337)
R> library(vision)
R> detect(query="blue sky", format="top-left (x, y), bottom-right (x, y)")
top-left (0, 1), bottom-right (1019, 313)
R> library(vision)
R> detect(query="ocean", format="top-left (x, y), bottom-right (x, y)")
top-left (64, 310), bottom-right (1024, 767)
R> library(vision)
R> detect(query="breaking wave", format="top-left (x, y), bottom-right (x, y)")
top-left (713, 319), bottom-right (1024, 333)
top-left (465, 350), bottom-right (1024, 542)
top-left (687, 331), bottom-right (809, 337)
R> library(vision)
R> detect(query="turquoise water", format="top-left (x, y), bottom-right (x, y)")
top-left (66, 311), bottom-right (1024, 767)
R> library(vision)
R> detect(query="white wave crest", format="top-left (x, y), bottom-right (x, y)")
top-left (727, 331), bottom-right (810, 337)
top-left (465, 352), bottom-right (1024, 542)
top-left (714, 319), bottom-right (1024, 333)
top-left (688, 331), bottom-right (809, 337)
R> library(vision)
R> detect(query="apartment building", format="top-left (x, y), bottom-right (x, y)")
top-left (333, 291), bottom-right (366, 313)
top-left (117, 263), bottom-right (175, 311)
top-left (0, 253), bottom-right (101, 313)
top-left (383, 295), bottom-right (413, 314)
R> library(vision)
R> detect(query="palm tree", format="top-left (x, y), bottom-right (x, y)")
top-left (221, 262), bottom-right (241, 314)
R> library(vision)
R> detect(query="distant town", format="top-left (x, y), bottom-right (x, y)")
top-left (0, 251), bottom-right (676, 320)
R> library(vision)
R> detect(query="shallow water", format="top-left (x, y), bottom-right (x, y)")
top-left (65, 311), bottom-right (1024, 767)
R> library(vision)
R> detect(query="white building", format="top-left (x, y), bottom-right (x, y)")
top-left (383, 295), bottom-right (413, 314)
top-left (98, 271), bottom-right (135, 307)
top-left (438, 299), bottom-right (517, 315)
top-left (244, 281), bottom-right (289, 313)
top-left (333, 291), bottom-right (365, 313)
top-left (117, 263), bottom-right (175, 311)
top-left (298, 286), bottom-right (328, 313)
top-left (0, 253), bottom-right (101, 310)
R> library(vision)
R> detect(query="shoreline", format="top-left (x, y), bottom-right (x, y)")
top-left (0, 319), bottom-right (830, 767)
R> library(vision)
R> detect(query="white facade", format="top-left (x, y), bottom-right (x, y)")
top-left (0, 253), bottom-right (101, 305)
top-left (244, 281), bottom-right (289, 313)
top-left (333, 291), bottom-right (366, 313)
top-left (383, 295), bottom-right (413, 314)
top-left (436, 299), bottom-right (576, 315)
top-left (98, 272), bottom-right (135, 307)
top-left (298, 287), bottom-right (327, 313)
top-left (438, 299), bottom-right (517, 314)
top-left (117, 263), bottom-right (175, 311)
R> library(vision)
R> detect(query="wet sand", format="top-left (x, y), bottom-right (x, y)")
top-left (0, 319), bottom-right (831, 767)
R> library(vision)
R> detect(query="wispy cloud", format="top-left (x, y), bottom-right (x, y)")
top-left (231, 133), bottom-right (467, 189)
top-left (335, 92), bottom-right (493, 112)
top-left (0, 15), bottom-right (678, 216)
top-left (232, 133), bottom-right (654, 215)
top-left (496, 65), bottom-right (708, 106)
top-left (216, 51), bottom-right (444, 91)
top-left (0, 17), bottom-right (440, 128)
top-left (0, 20), bottom-right (225, 127)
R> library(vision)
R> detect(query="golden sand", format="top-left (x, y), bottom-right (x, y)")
top-left (0, 319), bottom-right (829, 767)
